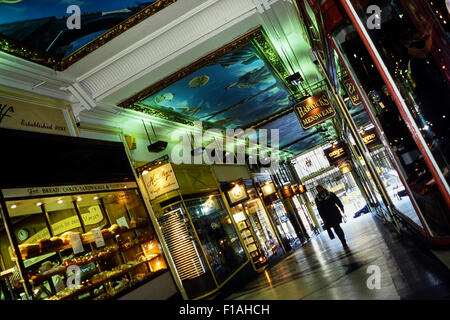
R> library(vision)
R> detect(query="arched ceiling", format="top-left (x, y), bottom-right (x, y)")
top-left (0, 0), bottom-right (351, 158)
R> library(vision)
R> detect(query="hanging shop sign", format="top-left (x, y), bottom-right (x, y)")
top-left (281, 185), bottom-right (301, 198)
top-left (298, 184), bottom-right (307, 194)
top-left (294, 91), bottom-right (336, 130)
top-left (1, 182), bottom-right (138, 199)
top-left (226, 183), bottom-right (249, 206)
top-left (361, 128), bottom-right (381, 149)
top-left (261, 182), bottom-right (276, 197)
top-left (343, 78), bottom-right (362, 106)
top-left (323, 143), bottom-right (348, 166)
top-left (0, 96), bottom-right (70, 135)
top-left (339, 162), bottom-right (352, 174)
top-left (143, 163), bottom-right (179, 200)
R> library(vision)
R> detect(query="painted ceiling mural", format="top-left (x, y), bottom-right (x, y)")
top-left (139, 43), bottom-right (292, 130)
top-left (0, 0), bottom-right (159, 59)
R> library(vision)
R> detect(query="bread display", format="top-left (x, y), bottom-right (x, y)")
top-left (49, 237), bottom-right (63, 249)
top-left (17, 244), bottom-right (40, 258)
top-left (130, 217), bottom-right (148, 228)
top-left (81, 232), bottom-right (94, 244)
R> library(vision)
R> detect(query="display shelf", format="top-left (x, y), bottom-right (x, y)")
top-left (44, 254), bottom-right (160, 300)
top-left (0, 268), bottom-right (14, 280)
top-left (15, 225), bottom-right (148, 262)
top-left (28, 247), bottom-right (120, 285)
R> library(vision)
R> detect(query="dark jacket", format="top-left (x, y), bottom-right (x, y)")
top-left (315, 191), bottom-right (344, 227)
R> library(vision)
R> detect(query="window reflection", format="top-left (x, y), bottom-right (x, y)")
top-left (185, 196), bottom-right (246, 284)
top-left (332, 0), bottom-right (450, 235)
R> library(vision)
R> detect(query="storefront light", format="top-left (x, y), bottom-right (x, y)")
top-left (142, 170), bottom-right (149, 176)
top-left (57, 199), bottom-right (63, 204)
top-left (93, 196), bottom-right (99, 200)
top-left (76, 197), bottom-right (82, 202)
top-left (36, 202), bottom-right (42, 207)
top-left (10, 204), bottom-right (17, 209)
top-left (233, 211), bottom-right (246, 223)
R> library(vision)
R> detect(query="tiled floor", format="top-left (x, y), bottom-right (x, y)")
top-left (224, 213), bottom-right (450, 300)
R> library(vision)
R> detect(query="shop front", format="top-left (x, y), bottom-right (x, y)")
top-left (0, 128), bottom-right (177, 300)
top-left (214, 164), bottom-right (284, 269)
top-left (280, 185), bottom-right (315, 237)
top-left (139, 163), bottom-right (250, 300)
top-left (297, 0), bottom-right (450, 244)
top-left (259, 182), bottom-right (301, 252)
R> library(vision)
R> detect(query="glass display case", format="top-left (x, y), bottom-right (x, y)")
top-left (142, 163), bottom-right (250, 299)
top-left (227, 184), bottom-right (282, 269)
top-left (0, 184), bottom-right (168, 300)
top-left (266, 199), bottom-right (300, 249)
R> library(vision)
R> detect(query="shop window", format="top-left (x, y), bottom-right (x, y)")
top-left (157, 202), bottom-right (217, 298)
top-left (1, 188), bottom-right (167, 300)
top-left (185, 196), bottom-right (247, 284)
top-left (330, 1), bottom-right (450, 236)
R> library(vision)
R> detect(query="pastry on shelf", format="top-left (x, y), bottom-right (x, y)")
top-left (17, 243), bottom-right (40, 258)
top-left (37, 238), bottom-right (53, 251)
top-left (130, 217), bottom-right (148, 228)
top-left (108, 224), bottom-right (120, 234)
top-left (81, 232), bottom-right (94, 244)
top-left (49, 237), bottom-right (63, 250)
top-left (101, 228), bottom-right (113, 239)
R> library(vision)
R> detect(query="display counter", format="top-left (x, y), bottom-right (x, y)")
top-left (222, 180), bottom-right (282, 270)
top-left (0, 128), bottom-right (176, 300)
top-left (140, 163), bottom-right (250, 300)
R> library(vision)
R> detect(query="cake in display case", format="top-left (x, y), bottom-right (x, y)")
top-left (1, 185), bottom-right (168, 300)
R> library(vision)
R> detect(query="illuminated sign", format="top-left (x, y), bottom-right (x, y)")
top-left (294, 91), bottom-right (336, 129)
top-left (0, 96), bottom-right (69, 135)
top-left (324, 143), bottom-right (348, 166)
top-left (343, 78), bottom-right (362, 106)
top-left (226, 183), bottom-right (249, 205)
top-left (233, 211), bottom-right (246, 223)
top-left (143, 163), bottom-right (179, 200)
top-left (360, 128), bottom-right (381, 149)
top-left (339, 162), bottom-right (352, 174)
top-left (281, 185), bottom-right (294, 198)
top-left (261, 182), bottom-right (276, 197)
top-left (298, 184), bottom-right (307, 194)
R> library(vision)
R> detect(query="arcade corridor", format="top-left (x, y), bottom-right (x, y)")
top-left (222, 214), bottom-right (450, 300)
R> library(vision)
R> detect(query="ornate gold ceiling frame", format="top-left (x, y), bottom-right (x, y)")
top-left (118, 26), bottom-right (297, 127)
top-left (0, 0), bottom-right (177, 71)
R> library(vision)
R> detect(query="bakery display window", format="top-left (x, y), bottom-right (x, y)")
top-left (0, 186), bottom-right (167, 300)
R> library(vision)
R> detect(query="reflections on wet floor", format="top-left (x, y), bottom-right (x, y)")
top-left (225, 214), bottom-right (450, 300)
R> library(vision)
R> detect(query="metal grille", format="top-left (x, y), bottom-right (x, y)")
top-left (157, 209), bottom-right (205, 280)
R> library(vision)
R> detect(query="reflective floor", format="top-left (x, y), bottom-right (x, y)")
top-left (224, 213), bottom-right (450, 300)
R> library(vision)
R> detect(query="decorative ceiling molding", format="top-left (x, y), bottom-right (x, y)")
top-left (117, 26), bottom-right (263, 108)
top-left (0, 52), bottom-right (74, 102)
top-left (116, 26), bottom-right (298, 129)
top-left (0, 0), bottom-right (177, 71)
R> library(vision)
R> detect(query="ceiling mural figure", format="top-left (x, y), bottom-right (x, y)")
top-left (139, 43), bottom-right (292, 130)
top-left (0, 0), bottom-right (176, 69)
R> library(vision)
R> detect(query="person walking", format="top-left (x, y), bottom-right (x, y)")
top-left (314, 185), bottom-right (348, 247)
